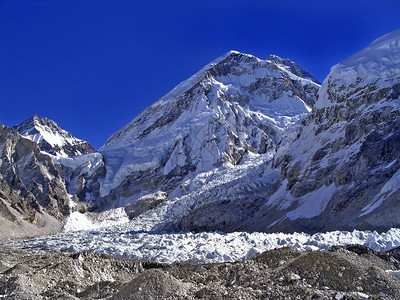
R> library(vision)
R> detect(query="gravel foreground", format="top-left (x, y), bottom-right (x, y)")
top-left (1, 245), bottom-right (400, 299)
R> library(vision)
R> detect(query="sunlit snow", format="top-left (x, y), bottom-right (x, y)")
top-left (316, 29), bottom-right (400, 109)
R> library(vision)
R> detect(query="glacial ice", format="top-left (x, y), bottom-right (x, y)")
top-left (9, 225), bottom-right (400, 264)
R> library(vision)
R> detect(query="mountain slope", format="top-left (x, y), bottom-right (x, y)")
top-left (99, 51), bottom-right (319, 208)
top-left (246, 29), bottom-right (400, 232)
top-left (0, 117), bottom-right (105, 239)
top-left (0, 125), bottom-right (67, 239)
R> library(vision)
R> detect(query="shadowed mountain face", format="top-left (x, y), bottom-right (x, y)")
top-left (245, 29), bottom-right (400, 233)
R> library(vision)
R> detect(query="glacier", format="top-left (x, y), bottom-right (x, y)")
top-left (7, 225), bottom-right (400, 263)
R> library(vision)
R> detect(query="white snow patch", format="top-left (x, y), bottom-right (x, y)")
top-left (287, 184), bottom-right (337, 220)
top-left (387, 270), bottom-right (400, 280)
top-left (380, 167), bottom-right (400, 195)
top-left (360, 167), bottom-right (400, 216)
top-left (265, 182), bottom-right (337, 220)
top-left (265, 179), bottom-right (295, 210)
top-left (61, 208), bottom-right (130, 233)
top-left (61, 212), bottom-right (97, 232)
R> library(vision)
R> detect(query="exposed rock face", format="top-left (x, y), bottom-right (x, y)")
top-left (124, 191), bottom-right (168, 218)
top-left (0, 120), bottom-right (104, 240)
top-left (0, 125), bottom-right (68, 239)
top-left (1, 245), bottom-right (400, 299)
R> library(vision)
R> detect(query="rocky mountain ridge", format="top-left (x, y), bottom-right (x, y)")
top-left (14, 115), bottom-right (96, 157)
top-left (0, 124), bottom-right (67, 239)
top-left (0, 118), bottom-right (104, 239)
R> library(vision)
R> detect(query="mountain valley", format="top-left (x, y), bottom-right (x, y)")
top-left (1, 29), bottom-right (400, 299)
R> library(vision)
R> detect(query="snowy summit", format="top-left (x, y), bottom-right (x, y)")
top-left (14, 115), bottom-right (96, 157)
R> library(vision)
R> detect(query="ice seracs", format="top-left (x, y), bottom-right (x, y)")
top-left (10, 225), bottom-right (400, 263)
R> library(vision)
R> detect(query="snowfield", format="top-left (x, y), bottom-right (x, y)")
top-left (7, 225), bottom-right (400, 264)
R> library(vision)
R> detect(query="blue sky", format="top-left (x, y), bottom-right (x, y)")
top-left (1, 0), bottom-right (399, 149)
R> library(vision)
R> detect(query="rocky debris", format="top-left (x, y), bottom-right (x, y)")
top-left (335, 245), bottom-right (400, 270)
top-left (286, 272), bottom-right (301, 283)
top-left (1, 245), bottom-right (400, 299)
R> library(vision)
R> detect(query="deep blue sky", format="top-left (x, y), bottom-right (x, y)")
top-left (1, 0), bottom-right (399, 149)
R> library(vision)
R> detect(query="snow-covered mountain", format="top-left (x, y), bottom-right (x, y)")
top-left (0, 124), bottom-right (68, 239)
top-left (2, 30), bottom-right (400, 240)
top-left (14, 115), bottom-right (96, 157)
top-left (95, 30), bottom-right (400, 234)
top-left (0, 117), bottom-right (104, 239)
top-left (247, 29), bottom-right (400, 232)
top-left (99, 51), bottom-right (319, 207)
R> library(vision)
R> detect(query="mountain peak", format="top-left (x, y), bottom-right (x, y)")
top-left (14, 115), bottom-right (96, 157)
top-left (266, 54), bottom-right (320, 84)
top-left (99, 50), bottom-right (319, 197)
top-left (316, 29), bottom-right (400, 109)
top-left (370, 28), bottom-right (400, 49)
top-left (265, 29), bottom-right (400, 233)
top-left (219, 50), bottom-right (259, 63)
top-left (24, 115), bottom-right (61, 130)
top-left (223, 50), bottom-right (242, 57)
